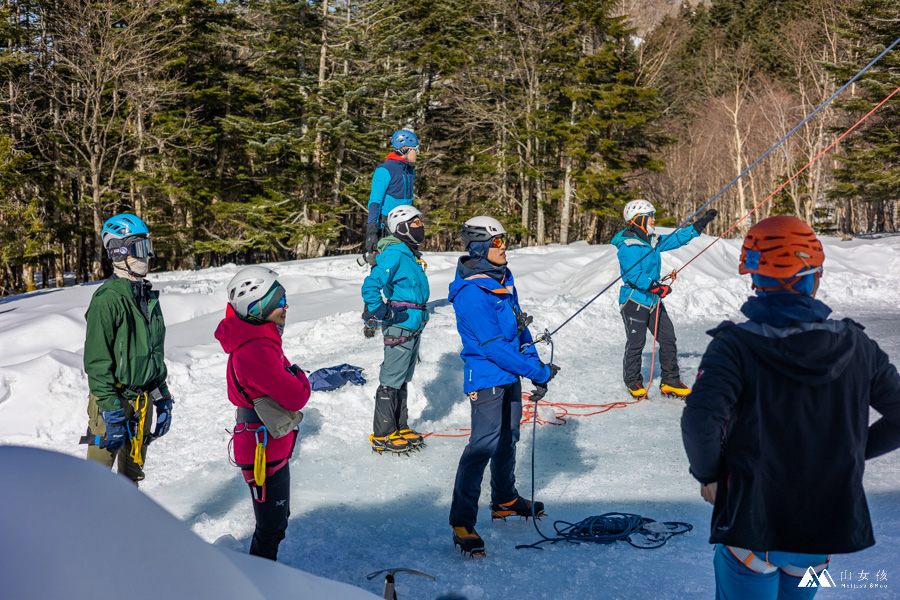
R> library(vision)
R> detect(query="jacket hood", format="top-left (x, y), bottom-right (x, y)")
top-left (713, 295), bottom-right (856, 385)
top-left (214, 304), bottom-right (282, 354)
top-left (448, 256), bottom-right (512, 302)
top-left (611, 226), bottom-right (650, 247)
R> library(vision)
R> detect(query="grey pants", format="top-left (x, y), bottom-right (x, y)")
top-left (379, 324), bottom-right (420, 388)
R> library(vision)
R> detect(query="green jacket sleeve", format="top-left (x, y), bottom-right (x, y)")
top-left (83, 293), bottom-right (122, 412)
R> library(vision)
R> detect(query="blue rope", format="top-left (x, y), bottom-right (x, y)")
top-left (538, 34), bottom-right (900, 342)
top-left (518, 339), bottom-right (693, 551)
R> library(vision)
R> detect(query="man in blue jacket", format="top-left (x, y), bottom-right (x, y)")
top-left (447, 216), bottom-right (560, 556)
top-left (362, 129), bottom-right (419, 338)
top-left (682, 216), bottom-right (900, 599)
top-left (612, 199), bottom-right (716, 399)
top-left (361, 205), bottom-right (429, 453)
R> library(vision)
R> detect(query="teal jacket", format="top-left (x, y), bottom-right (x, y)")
top-left (361, 236), bottom-right (430, 332)
top-left (611, 226), bottom-right (698, 308)
top-left (83, 277), bottom-right (169, 412)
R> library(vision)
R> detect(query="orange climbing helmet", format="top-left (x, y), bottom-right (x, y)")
top-left (739, 215), bottom-right (824, 294)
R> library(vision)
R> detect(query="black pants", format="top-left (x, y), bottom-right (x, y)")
top-left (449, 382), bottom-right (521, 528)
top-left (373, 382), bottom-right (410, 437)
top-left (620, 299), bottom-right (679, 386)
top-left (249, 463), bottom-right (291, 560)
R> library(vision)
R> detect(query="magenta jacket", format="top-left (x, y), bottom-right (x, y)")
top-left (215, 305), bottom-right (311, 480)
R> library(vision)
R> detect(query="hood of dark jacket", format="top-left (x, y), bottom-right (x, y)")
top-left (214, 304), bottom-right (282, 355)
top-left (719, 295), bottom-right (855, 386)
top-left (448, 256), bottom-right (511, 302)
top-left (376, 234), bottom-right (421, 257)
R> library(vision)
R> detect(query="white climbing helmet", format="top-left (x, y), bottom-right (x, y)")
top-left (226, 266), bottom-right (284, 320)
top-left (623, 199), bottom-right (656, 223)
top-left (386, 205), bottom-right (423, 234)
top-left (460, 216), bottom-right (506, 246)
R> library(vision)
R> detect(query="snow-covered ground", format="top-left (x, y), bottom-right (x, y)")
top-left (1, 230), bottom-right (899, 599)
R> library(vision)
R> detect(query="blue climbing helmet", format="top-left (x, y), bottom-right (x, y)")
top-left (391, 129), bottom-right (419, 152)
top-left (101, 213), bottom-right (153, 261)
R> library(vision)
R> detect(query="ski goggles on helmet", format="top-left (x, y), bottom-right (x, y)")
top-left (107, 236), bottom-right (153, 260)
top-left (248, 283), bottom-right (286, 321)
top-left (490, 235), bottom-right (506, 248)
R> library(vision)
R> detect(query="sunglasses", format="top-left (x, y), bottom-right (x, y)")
top-left (490, 235), bottom-right (506, 248)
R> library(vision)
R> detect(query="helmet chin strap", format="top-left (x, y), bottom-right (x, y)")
top-left (630, 214), bottom-right (654, 235)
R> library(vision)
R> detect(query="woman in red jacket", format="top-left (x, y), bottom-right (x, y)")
top-left (215, 266), bottom-right (311, 561)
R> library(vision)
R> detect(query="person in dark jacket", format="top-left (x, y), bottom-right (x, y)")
top-left (216, 266), bottom-right (311, 561)
top-left (446, 216), bottom-right (560, 556)
top-left (362, 129), bottom-right (419, 337)
top-left (681, 215), bottom-right (900, 599)
top-left (82, 214), bottom-right (173, 484)
top-left (613, 199), bottom-right (717, 399)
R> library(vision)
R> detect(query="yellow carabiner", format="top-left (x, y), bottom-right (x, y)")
top-left (253, 427), bottom-right (268, 487)
top-left (129, 393), bottom-right (148, 467)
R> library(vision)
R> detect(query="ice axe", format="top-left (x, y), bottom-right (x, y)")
top-left (365, 568), bottom-right (435, 600)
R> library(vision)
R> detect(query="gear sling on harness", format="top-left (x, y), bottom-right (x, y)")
top-left (78, 383), bottom-right (158, 465)
top-left (382, 300), bottom-right (427, 346)
top-left (229, 359), bottom-right (302, 491)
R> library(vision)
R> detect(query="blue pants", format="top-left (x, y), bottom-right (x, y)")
top-left (714, 545), bottom-right (829, 600)
top-left (449, 382), bottom-right (522, 528)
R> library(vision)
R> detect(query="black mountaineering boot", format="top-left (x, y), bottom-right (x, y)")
top-left (452, 526), bottom-right (485, 556)
top-left (490, 497), bottom-right (546, 520)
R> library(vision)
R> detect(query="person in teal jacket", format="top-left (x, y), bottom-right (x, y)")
top-left (361, 205), bottom-right (429, 453)
top-left (612, 199), bottom-right (717, 399)
top-left (82, 214), bottom-right (173, 484)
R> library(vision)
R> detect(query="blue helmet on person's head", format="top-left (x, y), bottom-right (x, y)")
top-left (391, 129), bottom-right (419, 151)
top-left (101, 213), bottom-right (150, 249)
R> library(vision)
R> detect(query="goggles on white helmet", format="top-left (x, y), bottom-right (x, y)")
top-left (460, 216), bottom-right (506, 247)
top-left (226, 266), bottom-right (286, 322)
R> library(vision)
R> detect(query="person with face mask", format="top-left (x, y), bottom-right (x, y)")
top-left (612, 199), bottom-right (717, 399)
top-left (446, 216), bottom-right (560, 556)
top-left (82, 214), bottom-right (173, 484)
top-left (361, 205), bottom-right (430, 454)
top-left (215, 266), bottom-right (311, 561)
top-left (362, 129), bottom-right (420, 338)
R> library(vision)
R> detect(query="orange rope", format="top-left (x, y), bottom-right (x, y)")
top-left (676, 83), bottom-right (900, 276)
top-left (421, 392), bottom-right (644, 438)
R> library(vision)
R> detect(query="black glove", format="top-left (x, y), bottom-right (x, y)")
top-left (529, 364), bottom-right (561, 401)
top-left (152, 396), bottom-right (173, 438)
top-left (100, 408), bottom-right (128, 451)
top-left (365, 222), bottom-right (380, 253)
top-left (365, 303), bottom-right (409, 325)
top-left (648, 281), bottom-right (671, 298)
top-left (692, 209), bottom-right (718, 233)
top-left (515, 311), bottom-right (533, 335)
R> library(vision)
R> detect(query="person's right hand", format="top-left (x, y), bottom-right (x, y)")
top-left (372, 303), bottom-right (409, 325)
top-left (100, 408), bottom-right (128, 451)
top-left (648, 281), bottom-right (671, 298)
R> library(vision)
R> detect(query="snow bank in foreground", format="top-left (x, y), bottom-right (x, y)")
top-left (0, 446), bottom-right (378, 600)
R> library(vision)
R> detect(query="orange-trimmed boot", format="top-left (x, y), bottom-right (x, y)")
top-left (490, 497), bottom-right (546, 520)
top-left (452, 526), bottom-right (485, 556)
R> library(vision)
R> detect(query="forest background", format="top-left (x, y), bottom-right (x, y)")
top-left (0, 0), bottom-right (898, 293)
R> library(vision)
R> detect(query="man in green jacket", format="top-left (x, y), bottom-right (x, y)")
top-left (82, 214), bottom-right (173, 483)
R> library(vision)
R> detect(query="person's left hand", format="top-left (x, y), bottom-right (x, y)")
top-left (152, 396), bottom-right (173, 438)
